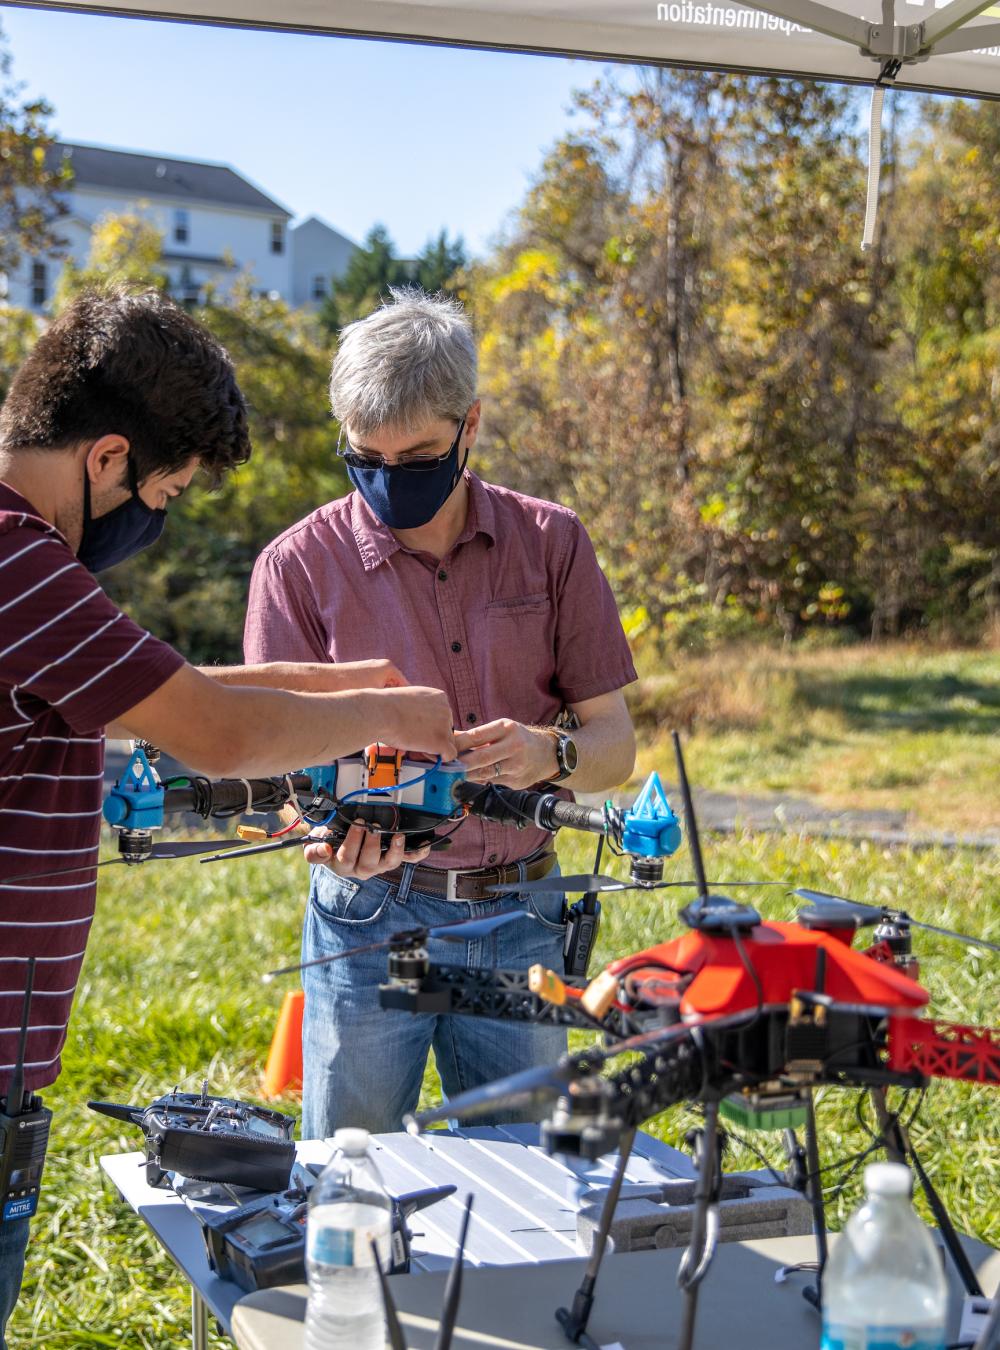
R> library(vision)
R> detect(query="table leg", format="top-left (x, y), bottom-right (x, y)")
top-left (192, 1287), bottom-right (209, 1350)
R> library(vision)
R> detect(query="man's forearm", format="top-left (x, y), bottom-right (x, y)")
top-left (557, 712), bottom-right (636, 793)
top-left (113, 665), bottom-right (456, 779)
top-left (195, 659), bottom-right (404, 693)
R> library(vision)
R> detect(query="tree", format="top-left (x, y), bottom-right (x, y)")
top-left (0, 26), bottom-right (70, 279)
top-left (415, 230), bottom-right (467, 295)
top-left (54, 210), bottom-right (167, 308)
top-left (319, 224), bottom-right (408, 330)
top-left (0, 305), bottom-right (38, 405)
top-left (104, 286), bottom-right (348, 663)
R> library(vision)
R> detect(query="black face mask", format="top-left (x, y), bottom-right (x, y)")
top-left (77, 456), bottom-right (167, 574)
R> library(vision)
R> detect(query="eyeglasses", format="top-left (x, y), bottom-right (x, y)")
top-left (336, 418), bottom-right (466, 473)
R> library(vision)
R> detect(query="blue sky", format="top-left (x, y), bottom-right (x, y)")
top-left (0, 5), bottom-right (598, 257)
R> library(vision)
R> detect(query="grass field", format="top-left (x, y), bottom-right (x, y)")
top-left (629, 643), bottom-right (1000, 833)
top-left (11, 643), bottom-right (1000, 1347)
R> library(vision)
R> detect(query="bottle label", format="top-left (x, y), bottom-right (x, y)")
top-left (310, 1226), bottom-right (356, 1267)
top-left (821, 1326), bottom-right (945, 1350)
top-left (308, 1221), bottom-right (386, 1268)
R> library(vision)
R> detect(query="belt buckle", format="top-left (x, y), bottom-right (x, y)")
top-left (445, 870), bottom-right (460, 902)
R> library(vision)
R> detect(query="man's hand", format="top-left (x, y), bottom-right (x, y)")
top-left (373, 685), bottom-right (458, 761)
top-left (303, 821), bottom-right (431, 879)
top-left (454, 718), bottom-right (558, 789)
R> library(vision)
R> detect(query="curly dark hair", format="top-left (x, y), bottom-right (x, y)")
top-left (0, 286), bottom-right (251, 485)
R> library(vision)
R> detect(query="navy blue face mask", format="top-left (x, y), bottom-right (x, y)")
top-left (78, 455), bottom-right (167, 573)
top-left (345, 421), bottom-right (469, 530)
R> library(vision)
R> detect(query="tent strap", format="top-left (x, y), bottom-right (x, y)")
top-left (862, 58), bottom-right (901, 252)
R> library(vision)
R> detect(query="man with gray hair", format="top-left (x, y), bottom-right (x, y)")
top-left (245, 288), bottom-right (637, 1137)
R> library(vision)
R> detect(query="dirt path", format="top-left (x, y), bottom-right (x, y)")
top-left (629, 784), bottom-right (999, 851)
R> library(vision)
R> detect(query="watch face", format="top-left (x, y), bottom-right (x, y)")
top-left (561, 735), bottom-right (579, 773)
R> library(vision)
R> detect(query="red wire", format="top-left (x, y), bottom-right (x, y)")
top-left (270, 816), bottom-right (303, 838)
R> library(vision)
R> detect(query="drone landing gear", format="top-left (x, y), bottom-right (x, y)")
top-left (556, 1126), bottom-right (637, 1349)
top-left (676, 1100), bottom-right (723, 1350)
top-left (555, 1104), bottom-right (726, 1350)
top-left (801, 1089), bottom-right (828, 1311)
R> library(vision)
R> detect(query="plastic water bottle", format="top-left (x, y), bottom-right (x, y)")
top-left (304, 1128), bottom-right (393, 1350)
top-left (821, 1161), bottom-right (948, 1350)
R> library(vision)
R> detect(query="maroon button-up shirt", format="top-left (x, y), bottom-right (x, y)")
top-left (244, 473), bottom-right (637, 870)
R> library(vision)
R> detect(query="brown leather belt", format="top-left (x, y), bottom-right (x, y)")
top-left (382, 848), bottom-right (557, 902)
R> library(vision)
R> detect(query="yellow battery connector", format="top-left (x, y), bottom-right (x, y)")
top-left (528, 965), bottom-right (567, 1006)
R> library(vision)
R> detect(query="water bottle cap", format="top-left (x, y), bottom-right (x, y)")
top-left (864, 1162), bottom-right (912, 1197)
top-left (331, 1127), bottom-right (371, 1156)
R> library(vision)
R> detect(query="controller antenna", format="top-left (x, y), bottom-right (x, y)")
top-left (4, 957), bottom-right (35, 1117)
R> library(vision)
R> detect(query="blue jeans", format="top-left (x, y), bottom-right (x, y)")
top-left (0, 1216), bottom-right (29, 1349)
top-left (300, 862), bottom-right (568, 1138)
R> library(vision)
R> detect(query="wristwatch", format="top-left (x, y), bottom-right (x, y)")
top-left (547, 729), bottom-right (579, 783)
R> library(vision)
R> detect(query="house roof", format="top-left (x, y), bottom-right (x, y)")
top-left (291, 215), bottom-right (359, 248)
top-left (52, 142), bottom-right (292, 217)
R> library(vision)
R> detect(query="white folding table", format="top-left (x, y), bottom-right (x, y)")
top-left (99, 1124), bottom-right (716, 1346)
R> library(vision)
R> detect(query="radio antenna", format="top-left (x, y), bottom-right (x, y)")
top-left (5, 957), bottom-right (35, 1117)
top-left (671, 732), bottom-right (709, 901)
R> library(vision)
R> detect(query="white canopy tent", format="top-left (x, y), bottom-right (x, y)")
top-left (10, 0), bottom-right (1000, 98)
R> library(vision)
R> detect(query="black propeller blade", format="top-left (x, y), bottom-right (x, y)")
top-left (263, 909), bottom-right (530, 982)
top-left (0, 838), bottom-right (249, 885)
top-left (406, 1059), bottom-right (577, 1131)
top-left (407, 1015), bottom-right (748, 1134)
top-left (793, 888), bottom-right (1000, 954)
top-left (489, 873), bottom-right (786, 896)
top-left (199, 833), bottom-right (311, 864)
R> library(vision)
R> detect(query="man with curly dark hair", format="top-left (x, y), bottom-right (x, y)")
top-left (0, 288), bottom-right (455, 1344)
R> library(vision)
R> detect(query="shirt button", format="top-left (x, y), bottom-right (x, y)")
top-left (438, 569), bottom-right (448, 581)
top-left (451, 641), bottom-right (462, 653)
top-left (488, 853), bottom-right (497, 863)
top-left (466, 712), bottom-right (477, 724)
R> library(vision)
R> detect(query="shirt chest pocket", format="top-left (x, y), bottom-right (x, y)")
top-left (482, 593), bottom-right (557, 698)
top-left (486, 592), bottom-right (551, 620)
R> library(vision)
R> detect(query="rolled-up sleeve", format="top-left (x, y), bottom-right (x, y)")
top-left (552, 516), bottom-right (637, 705)
top-left (244, 547), bottom-right (330, 664)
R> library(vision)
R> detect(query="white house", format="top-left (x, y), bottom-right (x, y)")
top-left (3, 142), bottom-right (356, 312)
top-left (290, 216), bottom-right (357, 309)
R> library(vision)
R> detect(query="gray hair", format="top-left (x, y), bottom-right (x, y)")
top-left (329, 288), bottom-right (477, 436)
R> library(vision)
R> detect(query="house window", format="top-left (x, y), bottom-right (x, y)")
top-left (31, 262), bottom-right (47, 309)
top-left (174, 209), bottom-right (189, 244)
top-left (271, 221), bottom-right (285, 255)
top-left (312, 273), bottom-right (327, 301)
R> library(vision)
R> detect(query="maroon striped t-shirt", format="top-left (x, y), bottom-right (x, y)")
top-left (0, 483), bottom-right (184, 1093)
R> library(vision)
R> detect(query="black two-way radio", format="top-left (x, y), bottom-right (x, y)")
top-left (562, 837), bottom-right (604, 978)
top-left (0, 959), bottom-right (53, 1223)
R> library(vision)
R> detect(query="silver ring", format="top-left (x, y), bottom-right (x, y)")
top-left (493, 762), bottom-right (502, 779)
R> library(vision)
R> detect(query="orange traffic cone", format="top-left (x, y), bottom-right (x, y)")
top-left (262, 988), bottom-right (304, 1097)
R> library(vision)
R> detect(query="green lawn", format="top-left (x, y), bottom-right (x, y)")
top-left (629, 644), bottom-right (1000, 833)
top-left (16, 817), bottom-right (1000, 1348)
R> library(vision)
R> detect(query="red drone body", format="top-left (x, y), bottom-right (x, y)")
top-left (601, 919), bottom-right (998, 1087)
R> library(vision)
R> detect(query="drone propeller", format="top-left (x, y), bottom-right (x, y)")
top-left (263, 909), bottom-right (530, 981)
top-left (406, 1058), bottom-right (582, 1131)
top-left (0, 837), bottom-right (252, 885)
top-left (794, 888), bottom-right (1000, 954)
top-left (489, 873), bottom-right (786, 897)
top-left (407, 1013), bottom-right (749, 1133)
